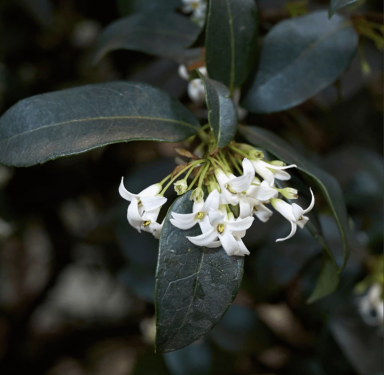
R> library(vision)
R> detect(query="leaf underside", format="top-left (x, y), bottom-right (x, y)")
top-left (155, 191), bottom-right (244, 353)
top-left (93, 11), bottom-right (202, 64)
top-left (241, 11), bottom-right (358, 113)
top-left (0, 81), bottom-right (200, 167)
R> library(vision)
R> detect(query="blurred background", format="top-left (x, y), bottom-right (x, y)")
top-left (0, 0), bottom-right (382, 374)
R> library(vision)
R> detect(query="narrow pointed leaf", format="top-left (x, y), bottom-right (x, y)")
top-left (240, 125), bottom-right (351, 271)
top-left (93, 12), bottom-right (202, 64)
top-left (307, 256), bottom-right (339, 303)
top-left (196, 71), bottom-right (238, 148)
top-left (155, 191), bottom-right (244, 353)
top-left (0, 81), bottom-right (200, 167)
top-left (205, 0), bottom-right (258, 93)
top-left (329, 0), bottom-right (359, 18)
top-left (241, 11), bottom-right (358, 113)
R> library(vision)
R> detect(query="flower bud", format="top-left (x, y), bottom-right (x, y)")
top-left (174, 180), bottom-right (188, 195)
top-left (191, 187), bottom-right (204, 203)
top-left (248, 150), bottom-right (264, 159)
top-left (278, 187), bottom-right (299, 199)
top-left (270, 160), bottom-right (286, 167)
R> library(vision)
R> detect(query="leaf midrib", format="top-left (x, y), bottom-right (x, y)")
top-left (0, 116), bottom-right (198, 144)
top-left (256, 21), bottom-right (352, 89)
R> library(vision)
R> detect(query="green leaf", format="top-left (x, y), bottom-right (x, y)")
top-left (329, 0), bottom-right (360, 18)
top-left (0, 81), bottom-right (200, 167)
top-left (307, 256), bottom-right (339, 303)
top-left (196, 70), bottom-right (238, 148)
top-left (155, 191), bottom-right (244, 353)
top-left (205, 0), bottom-right (258, 93)
top-left (241, 11), bottom-right (358, 114)
top-left (239, 125), bottom-right (351, 272)
top-left (92, 11), bottom-right (202, 64)
top-left (117, 0), bottom-right (181, 16)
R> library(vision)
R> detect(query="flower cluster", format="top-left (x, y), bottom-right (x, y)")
top-left (119, 142), bottom-right (315, 257)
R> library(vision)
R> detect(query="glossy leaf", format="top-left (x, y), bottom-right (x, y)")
top-left (93, 12), bottom-right (202, 64)
top-left (241, 11), bottom-right (358, 113)
top-left (329, 0), bottom-right (359, 18)
top-left (239, 125), bottom-right (351, 271)
top-left (196, 71), bottom-right (238, 148)
top-left (205, 0), bottom-right (258, 93)
top-left (307, 256), bottom-right (339, 303)
top-left (0, 81), bottom-right (200, 167)
top-left (155, 191), bottom-right (244, 353)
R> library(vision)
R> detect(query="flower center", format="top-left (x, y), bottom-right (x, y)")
top-left (196, 211), bottom-right (204, 220)
top-left (138, 199), bottom-right (142, 207)
top-left (253, 206), bottom-right (258, 212)
top-left (298, 216), bottom-right (303, 221)
top-left (224, 183), bottom-right (237, 195)
top-left (143, 220), bottom-right (151, 227)
top-left (217, 223), bottom-right (225, 234)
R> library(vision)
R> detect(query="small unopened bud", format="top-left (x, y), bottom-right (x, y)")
top-left (191, 187), bottom-right (204, 203)
top-left (174, 180), bottom-right (188, 195)
top-left (278, 187), bottom-right (299, 199)
top-left (270, 160), bottom-right (286, 167)
top-left (208, 179), bottom-right (220, 192)
top-left (249, 150), bottom-right (264, 159)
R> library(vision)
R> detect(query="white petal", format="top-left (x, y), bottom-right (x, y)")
top-left (202, 189), bottom-right (220, 212)
top-left (273, 169), bottom-right (292, 181)
top-left (236, 238), bottom-right (250, 256)
top-left (142, 208), bottom-right (161, 222)
top-left (141, 196), bottom-right (167, 211)
top-left (219, 230), bottom-right (239, 256)
top-left (206, 240), bottom-right (222, 248)
top-left (170, 218), bottom-right (197, 230)
top-left (253, 184), bottom-right (278, 201)
top-left (171, 211), bottom-right (196, 224)
top-left (128, 199), bottom-right (143, 222)
top-left (276, 222), bottom-right (297, 242)
top-left (178, 64), bottom-right (189, 80)
top-left (253, 203), bottom-right (273, 223)
top-left (303, 188), bottom-right (315, 214)
top-left (199, 215), bottom-right (213, 233)
top-left (228, 159), bottom-right (255, 192)
top-left (187, 228), bottom-right (218, 247)
top-left (272, 199), bottom-right (296, 222)
top-left (208, 208), bottom-right (225, 226)
top-left (119, 177), bottom-right (138, 201)
top-left (260, 160), bottom-right (297, 171)
top-left (297, 215), bottom-right (309, 229)
top-left (139, 183), bottom-right (162, 197)
top-left (226, 216), bottom-right (254, 232)
top-left (193, 200), bottom-right (205, 214)
top-left (291, 203), bottom-right (304, 222)
top-left (252, 160), bottom-right (275, 186)
top-left (239, 196), bottom-right (252, 218)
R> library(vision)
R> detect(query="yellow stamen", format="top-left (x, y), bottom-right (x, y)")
top-left (138, 199), bottom-right (142, 207)
top-left (253, 207), bottom-right (258, 212)
top-left (224, 183), bottom-right (237, 195)
top-left (298, 216), bottom-right (303, 221)
top-left (217, 224), bottom-right (225, 233)
top-left (143, 220), bottom-right (151, 227)
top-left (196, 212), bottom-right (204, 220)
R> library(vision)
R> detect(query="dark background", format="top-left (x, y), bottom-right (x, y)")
top-left (0, 0), bottom-right (382, 374)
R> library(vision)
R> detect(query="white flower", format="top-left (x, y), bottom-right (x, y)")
top-left (248, 198), bottom-right (273, 222)
top-left (119, 177), bottom-right (166, 237)
top-left (358, 283), bottom-right (384, 327)
top-left (178, 64), bottom-right (189, 80)
top-left (188, 78), bottom-right (206, 103)
top-left (271, 188), bottom-right (315, 242)
top-left (250, 158), bottom-right (297, 187)
top-left (170, 189), bottom-right (220, 232)
top-left (215, 159), bottom-right (277, 217)
top-left (187, 208), bottom-right (254, 256)
top-left (182, 0), bottom-right (207, 26)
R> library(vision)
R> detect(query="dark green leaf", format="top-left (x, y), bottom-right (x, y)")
top-left (118, 0), bottom-right (181, 16)
top-left (16, 0), bottom-right (53, 28)
top-left (0, 81), bottom-right (200, 167)
top-left (239, 125), bottom-right (351, 271)
top-left (205, 0), bottom-right (258, 93)
top-left (196, 70), bottom-right (238, 148)
top-left (92, 12), bottom-right (202, 64)
top-left (329, 0), bottom-right (359, 18)
top-left (307, 256), bottom-right (339, 303)
top-left (241, 11), bottom-right (358, 113)
top-left (155, 191), bottom-right (244, 353)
